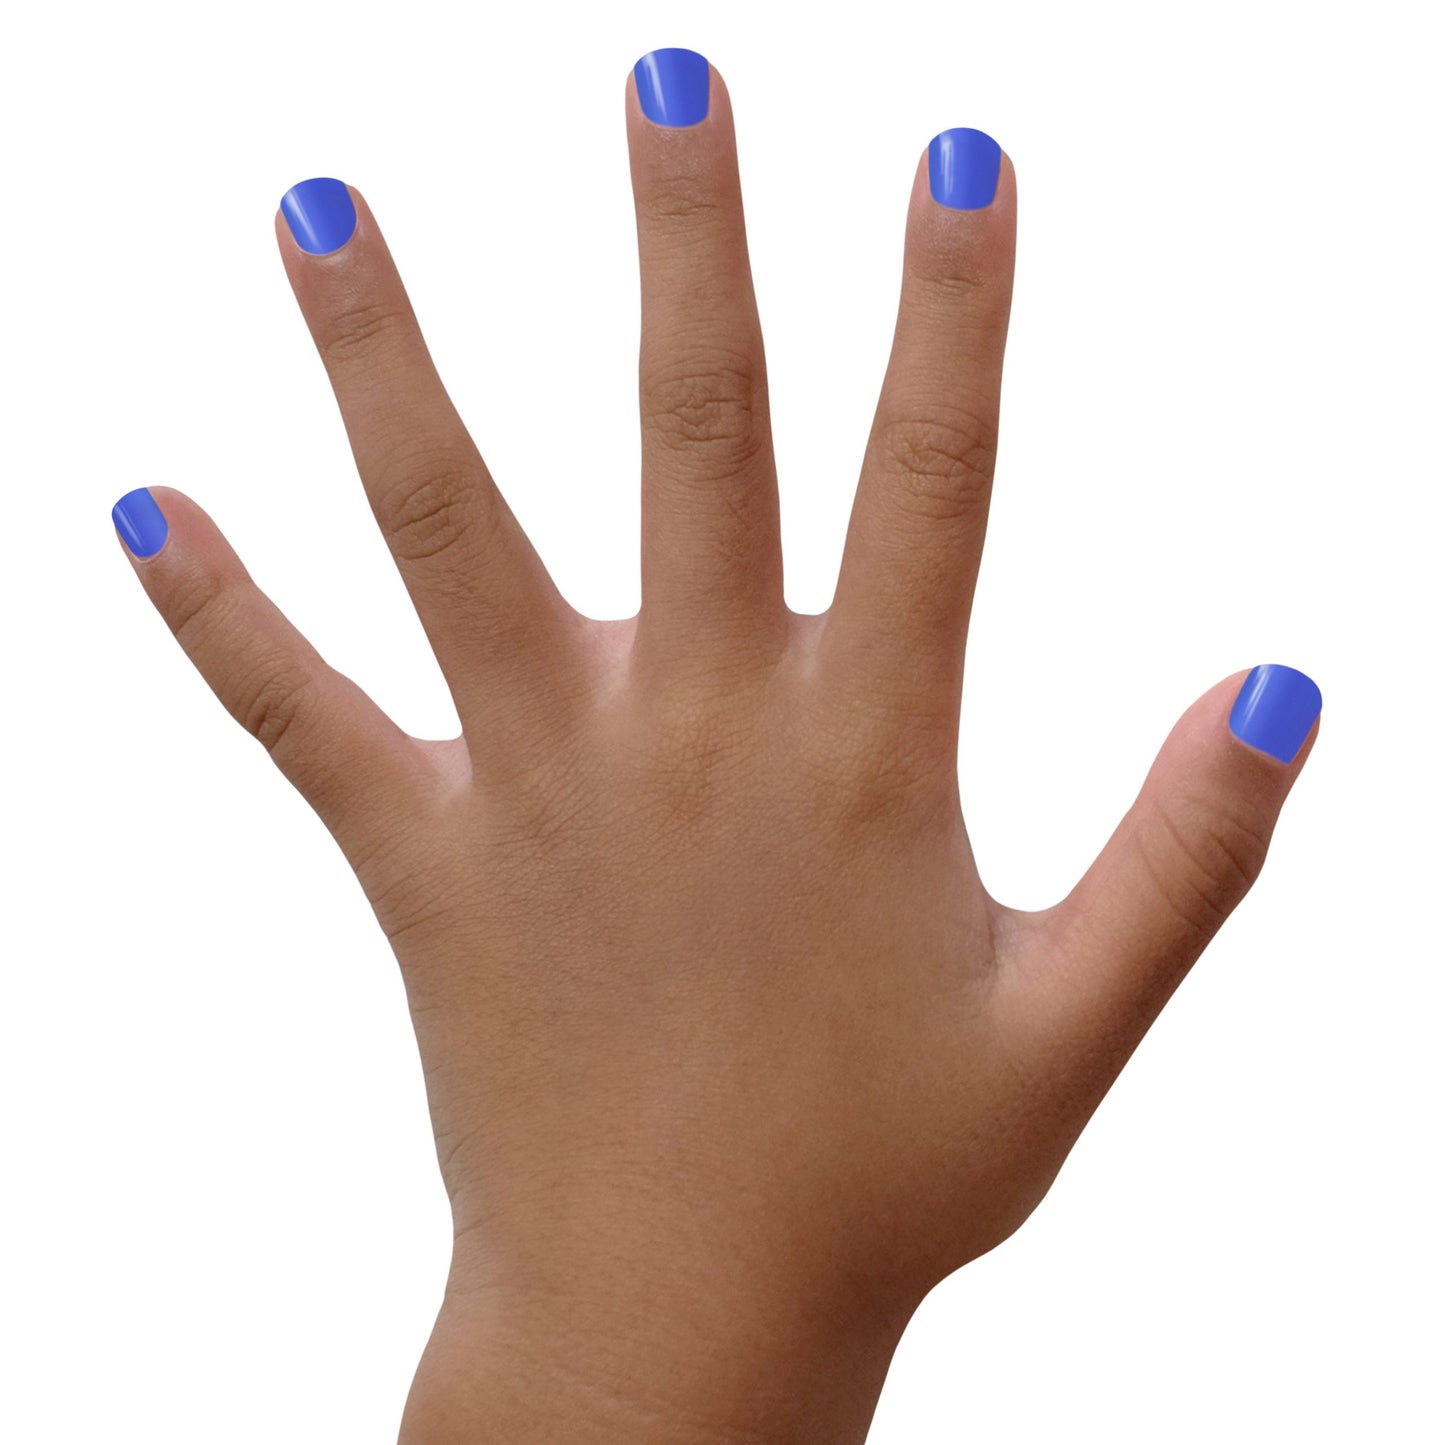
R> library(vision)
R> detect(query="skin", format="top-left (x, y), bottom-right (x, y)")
top-left (117, 63), bottom-right (1317, 1444)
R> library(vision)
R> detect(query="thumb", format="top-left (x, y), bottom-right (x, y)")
top-left (1004, 664), bottom-right (1322, 1074)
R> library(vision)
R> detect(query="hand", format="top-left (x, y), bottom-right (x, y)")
top-left (112, 48), bottom-right (1321, 1445)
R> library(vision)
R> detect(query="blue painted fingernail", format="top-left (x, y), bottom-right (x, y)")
top-left (1228, 664), bottom-right (1322, 764)
top-left (929, 128), bottom-right (1002, 210)
top-left (113, 487), bottom-right (169, 559)
top-left (280, 177), bottom-right (357, 255)
top-left (634, 48), bottom-right (710, 127)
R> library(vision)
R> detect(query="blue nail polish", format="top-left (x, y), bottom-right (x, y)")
top-left (1228, 664), bottom-right (1322, 764)
top-left (634, 48), bottom-right (710, 127)
top-left (113, 487), bottom-right (169, 559)
top-left (280, 177), bottom-right (357, 255)
top-left (928, 128), bottom-right (1002, 211)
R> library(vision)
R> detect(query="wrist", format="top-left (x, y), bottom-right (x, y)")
top-left (399, 1246), bottom-right (918, 1444)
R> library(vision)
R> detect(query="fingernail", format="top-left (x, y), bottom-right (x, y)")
top-left (1228, 664), bottom-right (1322, 764)
top-left (113, 487), bottom-right (169, 559)
top-left (634, 48), bottom-right (710, 127)
top-left (928, 128), bottom-right (1002, 211)
top-left (280, 177), bottom-right (357, 255)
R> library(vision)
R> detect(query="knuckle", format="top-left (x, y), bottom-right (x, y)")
top-left (797, 692), bottom-right (956, 840)
top-left (611, 690), bottom-right (759, 837)
top-left (640, 351), bottom-right (761, 458)
top-left (643, 170), bottom-right (729, 228)
top-left (919, 266), bottom-right (995, 306)
top-left (645, 703), bottom-right (739, 816)
top-left (168, 572), bottom-right (236, 650)
top-left (1145, 796), bottom-right (1272, 939)
top-left (815, 755), bottom-right (948, 843)
top-left (234, 664), bottom-right (317, 757)
top-left (316, 298), bottom-right (408, 371)
top-left (379, 448), bottom-right (490, 566)
top-left (1208, 806), bottom-right (1273, 891)
top-left (873, 402), bottom-right (997, 522)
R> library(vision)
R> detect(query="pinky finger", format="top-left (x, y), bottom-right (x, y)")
top-left (111, 485), bottom-right (444, 872)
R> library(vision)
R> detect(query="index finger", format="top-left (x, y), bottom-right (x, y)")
top-left (821, 133), bottom-right (1017, 765)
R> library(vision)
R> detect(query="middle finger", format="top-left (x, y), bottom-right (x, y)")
top-left (626, 49), bottom-right (787, 678)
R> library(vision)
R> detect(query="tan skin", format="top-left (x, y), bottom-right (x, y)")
top-left (118, 62), bottom-right (1316, 1443)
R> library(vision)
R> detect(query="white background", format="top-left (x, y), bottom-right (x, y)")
top-left (3, 1), bottom-right (1439, 1439)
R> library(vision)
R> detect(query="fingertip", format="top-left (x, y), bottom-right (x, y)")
top-left (1226, 664), bottom-right (1323, 768)
top-left (632, 47), bottom-right (713, 128)
top-left (996, 146), bottom-right (1017, 206)
top-left (112, 486), bottom-right (169, 561)
top-left (278, 176), bottom-right (358, 256)
top-left (904, 129), bottom-right (1017, 288)
top-left (926, 127), bottom-right (1003, 211)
